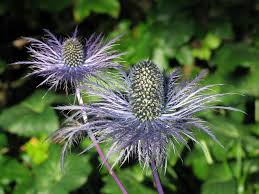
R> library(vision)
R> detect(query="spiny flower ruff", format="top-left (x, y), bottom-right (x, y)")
top-left (15, 29), bottom-right (122, 91)
top-left (52, 60), bottom-right (241, 170)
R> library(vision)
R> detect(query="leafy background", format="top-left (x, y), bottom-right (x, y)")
top-left (0, 0), bottom-right (259, 193)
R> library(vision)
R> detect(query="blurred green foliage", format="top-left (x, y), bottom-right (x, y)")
top-left (0, 0), bottom-right (259, 193)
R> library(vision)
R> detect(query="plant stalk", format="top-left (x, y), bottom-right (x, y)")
top-left (75, 88), bottom-right (128, 194)
top-left (150, 160), bottom-right (164, 194)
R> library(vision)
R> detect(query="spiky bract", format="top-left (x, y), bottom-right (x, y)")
top-left (15, 29), bottom-right (122, 91)
top-left (53, 60), bottom-right (240, 170)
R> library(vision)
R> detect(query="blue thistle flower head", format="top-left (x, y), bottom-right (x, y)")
top-left (53, 60), bottom-right (242, 169)
top-left (15, 29), bottom-right (123, 91)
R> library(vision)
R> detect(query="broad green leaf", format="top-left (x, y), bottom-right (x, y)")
top-left (242, 135), bottom-right (259, 157)
top-left (22, 137), bottom-right (49, 165)
top-left (207, 116), bottom-right (240, 139)
top-left (203, 33), bottom-right (221, 50)
top-left (154, 17), bottom-right (195, 49)
top-left (118, 23), bottom-right (155, 64)
top-left (202, 179), bottom-right (237, 194)
top-left (210, 143), bottom-right (228, 161)
top-left (249, 123), bottom-right (259, 136)
top-left (73, 0), bottom-right (91, 22)
top-left (14, 145), bottom-right (92, 194)
top-left (192, 46), bottom-right (211, 61)
top-left (213, 44), bottom-right (259, 74)
top-left (0, 134), bottom-right (7, 149)
top-left (74, 0), bottom-right (120, 22)
top-left (21, 90), bottom-right (67, 113)
top-left (0, 155), bottom-right (31, 186)
top-left (175, 46), bottom-right (194, 66)
top-left (0, 90), bottom-right (64, 136)
top-left (207, 163), bottom-right (233, 182)
top-left (239, 67), bottom-right (259, 96)
top-left (192, 157), bottom-right (209, 180)
top-left (185, 146), bottom-right (209, 180)
top-left (0, 105), bottom-right (59, 137)
top-left (34, 146), bottom-right (91, 194)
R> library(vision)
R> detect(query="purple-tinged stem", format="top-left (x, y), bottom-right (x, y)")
top-left (75, 88), bottom-right (128, 194)
top-left (150, 160), bottom-right (164, 194)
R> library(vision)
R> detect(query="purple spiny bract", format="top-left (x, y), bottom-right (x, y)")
top-left (53, 60), bottom-right (241, 170)
top-left (15, 29), bottom-right (123, 91)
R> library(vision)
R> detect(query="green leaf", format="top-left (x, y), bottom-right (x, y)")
top-left (242, 134), bottom-right (259, 157)
top-left (249, 123), bottom-right (259, 136)
top-left (210, 143), bottom-right (228, 161)
top-left (192, 157), bottom-right (209, 180)
top-left (14, 145), bottom-right (92, 194)
top-left (213, 44), bottom-right (259, 74)
top-left (73, 0), bottom-right (91, 22)
top-left (175, 46), bottom-right (194, 66)
top-left (23, 137), bottom-right (50, 165)
top-left (185, 146), bottom-right (209, 180)
top-left (0, 155), bottom-right (31, 186)
top-left (118, 23), bottom-right (155, 64)
top-left (0, 134), bottom-right (7, 149)
top-left (192, 46), bottom-right (211, 61)
top-left (74, 0), bottom-right (120, 22)
top-left (102, 167), bottom-right (156, 194)
top-left (35, 0), bottom-right (71, 12)
top-left (155, 17), bottom-right (195, 49)
top-left (21, 90), bottom-right (67, 113)
top-left (0, 105), bottom-right (59, 137)
top-left (202, 179), bottom-right (237, 194)
top-left (35, 146), bottom-right (91, 194)
top-left (207, 163), bottom-right (233, 182)
top-left (239, 67), bottom-right (259, 96)
top-left (0, 90), bottom-right (64, 137)
top-left (0, 156), bottom-right (32, 194)
top-left (203, 33), bottom-right (221, 50)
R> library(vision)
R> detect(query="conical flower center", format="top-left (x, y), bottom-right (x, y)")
top-left (62, 38), bottom-right (84, 67)
top-left (129, 60), bottom-right (164, 122)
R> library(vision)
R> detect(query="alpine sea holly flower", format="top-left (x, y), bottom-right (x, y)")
top-left (53, 60), bottom-right (241, 170)
top-left (14, 29), bottom-right (129, 194)
top-left (14, 29), bottom-right (122, 91)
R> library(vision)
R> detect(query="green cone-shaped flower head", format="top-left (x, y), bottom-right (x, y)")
top-left (129, 60), bottom-right (164, 121)
top-left (62, 38), bottom-right (84, 67)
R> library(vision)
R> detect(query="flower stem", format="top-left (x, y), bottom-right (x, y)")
top-left (150, 160), bottom-right (164, 194)
top-left (75, 88), bottom-right (128, 194)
